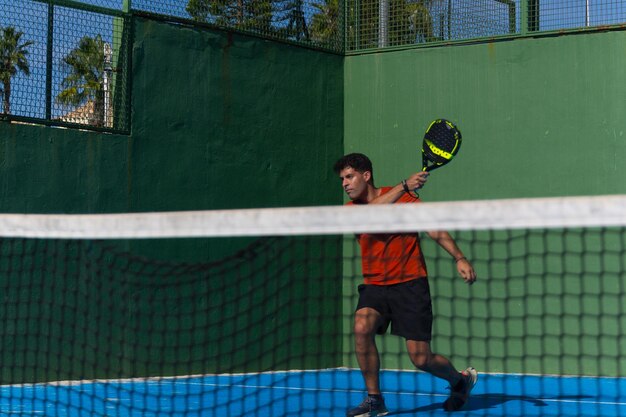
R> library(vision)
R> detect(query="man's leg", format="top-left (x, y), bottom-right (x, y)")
top-left (406, 340), bottom-right (477, 411)
top-left (406, 340), bottom-right (462, 384)
top-left (346, 307), bottom-right (389, 417)
top-left (354, 307), bottom-right (383, 394)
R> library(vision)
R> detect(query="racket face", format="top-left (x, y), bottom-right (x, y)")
top-left (422, 119), bottom-right (462, 171)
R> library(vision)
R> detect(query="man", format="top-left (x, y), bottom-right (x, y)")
top-left (334, 153), bottom-right (477, 417)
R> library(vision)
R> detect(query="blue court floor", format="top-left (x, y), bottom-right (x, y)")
top-left (1, 368), bottom-right (625, 416)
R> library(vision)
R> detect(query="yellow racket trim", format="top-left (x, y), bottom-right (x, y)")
top-left (424, 138), bottom-right (457, 160)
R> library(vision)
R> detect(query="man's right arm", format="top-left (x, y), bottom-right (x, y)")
top-left (368, 171), bottom-right (430, 204)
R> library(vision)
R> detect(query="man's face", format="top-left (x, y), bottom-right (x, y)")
top-left (338, 166), bottom-right (370, 201)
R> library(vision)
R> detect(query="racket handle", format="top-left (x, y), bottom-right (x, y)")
top-left (412, 184), bottom-right (421, 198)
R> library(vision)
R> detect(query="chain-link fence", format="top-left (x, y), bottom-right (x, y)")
top-left (345, 0), bottom-right (516, 50)
top-left (0, 0), bottom-right (130, 132)
top-left (529, 0), bottom-right (626, 32)
top-left (133, 0), bottom-right (344, 52)
top-left (345, 0), bottom-right (626, 51)
top-left (1, 1), bottom-right (625, 131)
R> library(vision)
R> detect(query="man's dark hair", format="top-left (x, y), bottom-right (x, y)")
top-left (333, 153), bottom-right (374, 178)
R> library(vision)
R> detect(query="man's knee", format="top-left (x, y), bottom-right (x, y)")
top-left (353, 318), bottom-right (375, 339)
top-left (353, 308), bottom-right (380, 338)
top-left (410, 351), bottom-right (432, 370)
top-left (407, 341), bottom-right (433, 369)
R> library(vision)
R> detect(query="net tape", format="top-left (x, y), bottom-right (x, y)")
top-left (1, 195), bottom-right (625, 239)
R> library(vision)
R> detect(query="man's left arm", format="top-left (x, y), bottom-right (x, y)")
top-left (427, 230), bottom-right (477, 285)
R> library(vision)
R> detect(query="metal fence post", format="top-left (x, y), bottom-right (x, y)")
top-left (45, 0), bottom-right (54, 121)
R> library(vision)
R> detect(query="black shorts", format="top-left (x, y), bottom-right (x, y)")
top-left (356, 278), bottom-right (433, 341)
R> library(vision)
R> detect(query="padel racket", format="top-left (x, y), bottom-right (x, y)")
top-left (421, 118), bottom-right (462, 172)
top-left (411, 119), bottom-right (462, 196)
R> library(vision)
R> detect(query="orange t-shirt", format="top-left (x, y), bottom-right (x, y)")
top-left (349, 187), bottom-right (428, 285)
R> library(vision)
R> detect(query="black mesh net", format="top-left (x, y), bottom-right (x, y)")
top-left (0, 218), bottom-right (625, 416)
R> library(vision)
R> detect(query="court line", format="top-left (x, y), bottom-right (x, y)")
top-left (190, 381), bottom-right (626, 408)
top-left (3, 368), bottom-right (625, 387)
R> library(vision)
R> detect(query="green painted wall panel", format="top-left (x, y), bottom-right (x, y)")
top-left (130, 20), bottom-right (343, 214)
top-left (345, 31), bottom-right (626, 201)
top-left (0, 123), bottom-right (130, 213)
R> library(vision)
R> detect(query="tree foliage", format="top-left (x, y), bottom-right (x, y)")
top-left (0, 26), bottom-right (33, 115)
top-left (277, 0), bottom-right (310, 41)
top-left (310, 0), bottom-right (340, 46)
top-left (184, 0), bottom-right (435, 51)
top-left (57, 35), bottom-right (107, 127)
top-left (186, 0), bottom-right (274, 31)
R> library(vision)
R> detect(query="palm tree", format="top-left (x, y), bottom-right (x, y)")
top-left (0, 26), bottom-right (33, 115)
top-left (310, 0), bottom-right (339, 47)
top-left (57, 35), bottom-right (107, 127)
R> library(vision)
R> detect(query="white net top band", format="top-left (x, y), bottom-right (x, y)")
top-left (0, 195), bottom-right (625, 239)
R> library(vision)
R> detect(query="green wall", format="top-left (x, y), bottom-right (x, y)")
top-left (130, 19), bottom-right (343, 213)
top-left (0, 16), bottom-right (344, 383)
top-left (344, 31), bottom-right (626, 201)
top-left (0, 125), bottom-right (130, 213)
top-left (343, 31), bottom-right (626, 376)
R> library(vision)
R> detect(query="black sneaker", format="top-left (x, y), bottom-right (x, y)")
top-left (443, 367), bottom-right (478, 411)
top-left (346, 395), bottom-right (389, 417)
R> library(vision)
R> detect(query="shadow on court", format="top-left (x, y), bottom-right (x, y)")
top-left (389, 393), bottom-right (596, 415)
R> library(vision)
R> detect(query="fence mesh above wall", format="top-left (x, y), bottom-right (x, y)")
top-left (0, 0), bottom-right (130, 132)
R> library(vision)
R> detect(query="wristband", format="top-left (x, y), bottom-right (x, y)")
top-left (455, 257), bottom-right (467, 263)
top-left (401, 179), bottom-right (410, 194)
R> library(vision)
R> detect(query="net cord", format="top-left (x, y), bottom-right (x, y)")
top-left (0, 195), bottom-right (624, 239)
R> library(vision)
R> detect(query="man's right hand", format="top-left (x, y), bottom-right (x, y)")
top-left (405, 171), bottom-right (430, 191)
